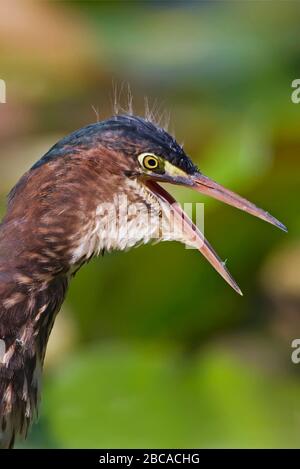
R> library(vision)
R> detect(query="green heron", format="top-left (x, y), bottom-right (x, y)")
top-left (0, 114), bottom-right (286, 448)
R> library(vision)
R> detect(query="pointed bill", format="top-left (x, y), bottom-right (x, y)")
top-left (191, 172), bottom-right (287, 232)
top-left (146, 180), bottom-right (243, 295)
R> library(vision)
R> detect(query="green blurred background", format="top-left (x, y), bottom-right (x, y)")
top-left (0, 0), bottom-right (300, 448)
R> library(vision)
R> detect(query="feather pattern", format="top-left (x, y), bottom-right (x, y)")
top-left (0, 115), bottom-right (197, 447)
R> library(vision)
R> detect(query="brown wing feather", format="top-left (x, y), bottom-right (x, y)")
top-left (0, 267), bottom-right (68, 448)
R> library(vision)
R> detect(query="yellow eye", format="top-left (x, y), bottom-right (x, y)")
top-left (141, 154), bottom-right (159, 170)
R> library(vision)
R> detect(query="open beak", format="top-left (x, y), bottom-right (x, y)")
top-left (146, 171), bottom-right (287, 295)
top-left (191, 172), bottom-right (287, 232)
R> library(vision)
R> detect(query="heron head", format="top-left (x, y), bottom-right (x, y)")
top-left (28, 114), bottom-right (286, 294)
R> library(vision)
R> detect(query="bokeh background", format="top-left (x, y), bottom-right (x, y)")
top-left (0, 0), bottom-right (300, 448)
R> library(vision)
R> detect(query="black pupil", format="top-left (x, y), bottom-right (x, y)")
top-left (147, 158), bottom-right (157, 168)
